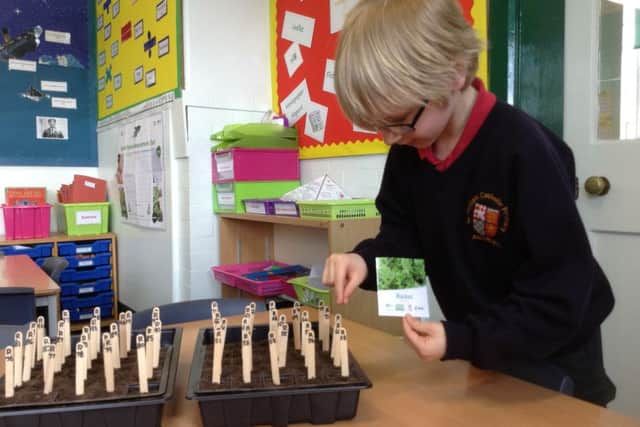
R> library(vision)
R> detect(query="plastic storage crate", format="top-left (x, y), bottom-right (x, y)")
top-left (0, 243), bottom-right (53, 258)
top-left (287, 276), bottom-right (331, 308)
top-left (66, 304), bottom-right (113, 322)
top-left (0, 328), bottom-right (182, 426)
top-left (63, 253), bottom-right (111, 268)
top-left (297, 199), bottom-right (380, 220)
top-left (211, 261), bottom-right (300, 298)
top-left (1, 204), bottom-right (51, 240)
top-left (60, 278), bottom-right (113, 297)
top-left (58, 239), bottom-right (111, 255)
top-left (213, 181), bottom-right (300, 214)
top-left (59, 264), bottom-right (112, 283)
top-left (212, 148), bottom-right (299, 183)
top-left (186, 324), bottom-right (371, 427)
top-left (59, 202), bottom-right (110, 236)
top-left (242, 199), bottom-right (299, 216)
top-left (61, 291), bottom-right (114, 310)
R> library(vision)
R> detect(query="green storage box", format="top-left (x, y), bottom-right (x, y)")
top-left (213, 181), bottom-right (300, 214)
top-left (288, 276), bottom-right (331, 308)
top-left (210, 123), bottom-right (299, 151)
top-left (59, 202), bottom-right (110, 236)
top-left (297, 199), bottom-right (380, 220)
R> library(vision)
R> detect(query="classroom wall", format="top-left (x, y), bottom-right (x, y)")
top-left (181, 0), bottom-right (387, 301)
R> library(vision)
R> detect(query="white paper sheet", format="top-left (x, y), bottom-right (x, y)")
top-left (51, 97), bottom-right (77, 109)
top-left (304, 102), bottom-right (328, 143)
top-left (41, 80), bottom-right (68, 93)
top-left (45, 30), bottom-right (71, 44)
top-left (330, 0), bottom-right (359, 34)
top-left (282, 11), bottom-right (315, 48)
top-left (280, 79), bottom-right (311, 125)
top-left (322, 59), bottom-right (336, 94)
top-left (284, 43), bottom-right (303, 77)
top-left (8, 59), bottom-right (36, 72)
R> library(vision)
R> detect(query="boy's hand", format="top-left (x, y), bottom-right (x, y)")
top-left (402, 315), bottom-right (447, 362)
top-left (322, 253), bottom-right (367, 304)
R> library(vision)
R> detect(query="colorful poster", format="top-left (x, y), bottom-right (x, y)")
top-left (271, 0), bottom-right (488, 159)
top-left (116, 112), bottom-right (166, 229)
top-left (96, 0), bottom-right (181, 120)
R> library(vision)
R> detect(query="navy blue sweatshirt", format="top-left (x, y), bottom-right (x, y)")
top-left (354, 89), bottom-right (614, 371)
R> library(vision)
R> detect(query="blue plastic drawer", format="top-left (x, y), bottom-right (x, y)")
top-left (59, 264), bottom-right (112, 283)
top-left (60, 278), bottom-right (112, 297)
top-left (68, 304), bottom-right (113, 322)
top-left (58, 239), bottom-right (111, 256)
top-left (0, 243), bottom-right (53, 258)
top-left (63, 253), bottom-right (111, 268)
top-left (61, 291), bottom-right (114, 310)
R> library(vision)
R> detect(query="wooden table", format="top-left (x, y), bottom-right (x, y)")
top-left (1, 310), bottom-right (637, 426)
top-left (0, 254), bottom-right (60, 336)
top-left (159, 311), bottom-right (640, 427)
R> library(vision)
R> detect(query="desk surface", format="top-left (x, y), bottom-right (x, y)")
top-left (160, 311), bottom-right (640, 427)
top-left (0, 255), bottom-right (59, 296)
top-left (0, 310), bottom-right (638, 426)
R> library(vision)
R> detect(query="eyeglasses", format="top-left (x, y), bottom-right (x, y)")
top-left (378, 100), bottom-right (428, 143)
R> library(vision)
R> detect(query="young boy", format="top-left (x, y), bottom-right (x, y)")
top-left (322, 0), bottom-right (616, 406)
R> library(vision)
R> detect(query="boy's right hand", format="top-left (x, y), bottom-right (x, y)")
top-left (322, 253), bottom-right (367, 305)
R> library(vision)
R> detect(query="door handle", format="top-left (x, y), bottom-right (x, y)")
top-left (584, 176), bottom-right (610, 196)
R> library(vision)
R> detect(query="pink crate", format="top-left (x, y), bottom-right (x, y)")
top-left (211, 261), bottom-right (297, 298)
top-left (211, 148), bottom-right (300, 183)
top-left (2, 204), bottom-right (52, 240)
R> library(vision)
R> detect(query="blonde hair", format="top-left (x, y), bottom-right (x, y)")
top-left (335, 0), bottom-right (482, 130)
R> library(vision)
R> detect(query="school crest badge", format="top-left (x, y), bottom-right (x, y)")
top-left (466, 193), bottom-right (510, 247)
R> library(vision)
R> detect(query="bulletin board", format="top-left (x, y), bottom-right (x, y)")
top-left (270, 0), bottom-right (488, 160)
top-left (95, 0), bottom-right (182, 120)
top-left (0, 0), bottom-right (97, 166)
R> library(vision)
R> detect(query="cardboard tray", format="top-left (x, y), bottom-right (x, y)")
top-left (0, 328), bottom-right (182, 427)
top-left (186, 324), bottom-right (372, 427)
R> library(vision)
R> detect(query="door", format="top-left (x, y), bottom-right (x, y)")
top-left (565, 0), bottom-right (640, 418)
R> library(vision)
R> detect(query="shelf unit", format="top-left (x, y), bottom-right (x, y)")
top-left (218, 213), bottom-right (402, 335)
top-left (0, 232), bottom-right (118, 331)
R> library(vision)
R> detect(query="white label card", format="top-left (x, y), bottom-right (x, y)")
top-left (376, 257), bottom-right (430, 318)
top-left (145, 69), bottom-right (156, 87)
top-left (284, 43), bottom-right (303, 77)
top-left (41, 80), bottom-right (68, 93)
top-left (8, 59), bottom-right (37, 72)
top-left (304, 102), bottom-right (328, 143)
top-left (76, 210), bottom-right (102, 225)
top-left (51, 97), bottom-right (77, 109)
top-left (282, 11), bottom-right (315, 48)
top-left (280, 79), bottom-right (310, 125)
top-left (330, 0), bottom-right (358, 34)
top-left (244, 201), bottom-right (267, 215)
top-left (323, 59), bottom-right (336, 94)
top-left (217, 192), bottom-right (235, 207)
top-left (45, 30), bottom-right (71, 45)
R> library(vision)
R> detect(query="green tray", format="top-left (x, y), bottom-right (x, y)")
top-left (287, 276), bottom-right (331, 308)
top-left (297, 199), bottom-right (380, 220)
top-left (213, 181), bottom-right (300, 214)
top-left (59, 202), bottom-right (110, 236)
top-left (211, 123), bottom-right (298, 151)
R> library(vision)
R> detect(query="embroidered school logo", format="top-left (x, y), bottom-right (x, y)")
top-left (466, 193), bottom-right (510, 247)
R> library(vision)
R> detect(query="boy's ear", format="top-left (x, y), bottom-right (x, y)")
top-left (452, 62), bottom-right (467, 91)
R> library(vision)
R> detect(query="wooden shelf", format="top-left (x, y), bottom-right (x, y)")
top-left (217, 214), bottom-right (402, 335)
top-left (218, 213), bottom-right (331, 229)
top-left (0, 232), bottom-right (119, 330)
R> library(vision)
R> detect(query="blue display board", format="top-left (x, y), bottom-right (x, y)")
top-left (0, 0), bottom-right (96, 166)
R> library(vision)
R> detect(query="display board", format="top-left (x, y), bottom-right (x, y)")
top-left (95, 0), bottom-right (181, 120)
top-left (271, 0), bottom-right (488, 160)
top-left (0, 0), bottom-right (96, 166)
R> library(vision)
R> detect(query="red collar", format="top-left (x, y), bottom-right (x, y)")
top-left (418, 79), bottom-right (496, 172)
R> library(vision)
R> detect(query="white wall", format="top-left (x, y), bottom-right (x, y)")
top-left (0, 167), bottom-right (97, 235)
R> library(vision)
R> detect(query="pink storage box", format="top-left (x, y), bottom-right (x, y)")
top-left (2, 204), bottom-right (52, 240)
top-left (211, 261), bottom-right (297, 298)
top-left (211, 148), bottom-right (300, 183)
